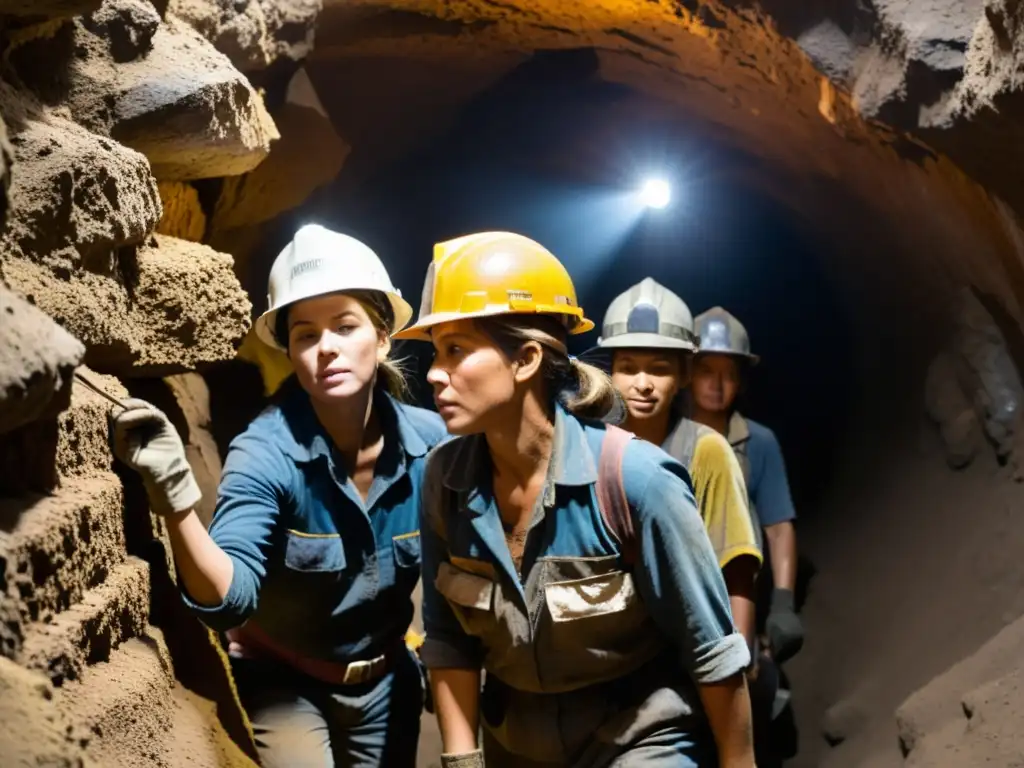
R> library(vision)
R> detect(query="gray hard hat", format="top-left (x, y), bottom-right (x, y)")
top-left (596, 277), bottom-right (698, 351)
top-left (694, 306), bottom-right (759, 364)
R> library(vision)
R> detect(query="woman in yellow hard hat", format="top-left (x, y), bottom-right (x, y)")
top-left (396, 232), bottom-right (755, 767)
top-left (108, 224), bottom-right (447, 767)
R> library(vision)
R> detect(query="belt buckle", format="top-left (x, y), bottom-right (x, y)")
top-left (343, 659), bottom-right (374, 685)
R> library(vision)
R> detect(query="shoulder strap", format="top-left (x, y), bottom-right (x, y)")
top-left (595, 425), bottom-right (638, 567)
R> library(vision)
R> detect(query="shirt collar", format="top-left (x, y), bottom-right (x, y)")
top-left (727, 411), bottom-right (750, 446)
top-left (441, 405), bottom-right (599, 499)
top-left (275, 381), bottom-right (427, 463)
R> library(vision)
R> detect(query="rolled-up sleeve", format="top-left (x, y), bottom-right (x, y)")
top-left (180, 435), bottom-right (289, 632)
top-left (419, 455), bottom-right (483, 670)
top-left (626, 444), bottom-right (751, 684)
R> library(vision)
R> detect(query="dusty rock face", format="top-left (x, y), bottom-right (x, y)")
top-left (0, 656), bottom-right (88, 767)
top-left (0, 80), bottom-right (160, 271)
top-left (924, 350), bottom-right (983, 469)
top-left (5, 235), bottom-right (251, 377)
top-left (34, 4), bottom-right (281, 180)
top-left (0, 285), bottom-right (84, 435)
top-left (168, 0), bottom-right (322, 72)
top-left (155, 181), bottom-right (206, 241)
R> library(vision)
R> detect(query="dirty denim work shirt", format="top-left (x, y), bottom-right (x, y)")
top-left (420, 407), bottom-right (749, 763)
top-left (183, 382), bottom-right (447, 664)
top-left (728, 413), bottom-right (797, 527)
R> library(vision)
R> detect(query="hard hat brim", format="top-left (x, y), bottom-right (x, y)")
top-left (695, 348), bottom-right (761, 366)
top-left (254, 290), bottom-right (415, 351)
top-left (393, 308), bottom-right (595, 342)
top-left (595, 333), bottom-right (697, 352)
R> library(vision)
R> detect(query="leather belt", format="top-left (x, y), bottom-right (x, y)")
top-left (227, 622), bottom-right (401, 686)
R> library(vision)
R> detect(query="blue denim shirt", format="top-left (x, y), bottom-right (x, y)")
top-left (419, 406), bottom-right (748, 762)
top-left (184, 381), bottom-right (447, 663)
top-left (728, 413), bottom-right (797, 527)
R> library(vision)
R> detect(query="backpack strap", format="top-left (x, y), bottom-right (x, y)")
top-left (595, 425), bottom-right (638, 567)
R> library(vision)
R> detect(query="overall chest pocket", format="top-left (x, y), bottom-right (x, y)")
top-left (435, 561), bottom-right (495, 636)
top-left (392, 531), bottom-right (421, 569)
top-left (283, 531), bottom-right (347, 573)
top-left (543, 570), bottom-right (648, 652)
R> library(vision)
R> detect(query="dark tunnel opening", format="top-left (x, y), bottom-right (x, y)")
top-left (287, 48), bottom-right (859, 525)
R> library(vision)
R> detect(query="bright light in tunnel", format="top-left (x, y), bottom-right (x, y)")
top-left (640, 178), bottom-right (671, 209)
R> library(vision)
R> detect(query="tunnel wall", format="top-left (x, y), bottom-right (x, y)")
top-left (0, 0), bottom-right (339, 763)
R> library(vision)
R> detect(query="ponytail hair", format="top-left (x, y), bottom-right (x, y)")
top-left (475, 315), bottom-right (621, 421)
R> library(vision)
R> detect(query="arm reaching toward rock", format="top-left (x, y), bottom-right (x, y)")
top-left (108, 399), bottom-right (233, 607)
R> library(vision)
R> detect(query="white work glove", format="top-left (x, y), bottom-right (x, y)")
top-left (440, 750), bottom-right (484, 768)
top-left (108, 398), bottom-right (201, 516)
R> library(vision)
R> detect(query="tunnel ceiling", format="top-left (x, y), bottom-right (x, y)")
top-left (298, 0), bottom-right (1024, 376)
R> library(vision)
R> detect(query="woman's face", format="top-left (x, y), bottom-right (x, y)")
top-left (690, 353), bottom-right (741, 413)
top-left (286, 293), bottom-right (387, 404)
top-left (427, 319), bottom-right (518, 435)
top-left (611, 349), bottom-right (684, 425)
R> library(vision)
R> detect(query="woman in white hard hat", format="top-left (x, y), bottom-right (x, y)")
top-left (396, 232), bottom-right (755, 768)
top-left (594, 278), bottom-right (762, 659)
top-left (108, 224), bottom-right (448, 767)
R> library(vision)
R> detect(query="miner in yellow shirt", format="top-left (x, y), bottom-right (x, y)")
top-left (592, 278), bottom-right (763, 655)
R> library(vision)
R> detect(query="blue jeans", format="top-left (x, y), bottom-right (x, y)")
top-left (231, 648), bottom-right (423, 768)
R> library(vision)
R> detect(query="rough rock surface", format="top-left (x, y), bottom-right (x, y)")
top-left (55, 626), bottom-right (256, 768)
top-left (44, 5), bottom-right (280, 180)
top-left (155, 181), bottom-right (206, 241)
top-left (896, 611), bottom-right (1024, 764)
top-left (952, 288), bottom-right (1024, 464)
top-left (5, 234), bottom-right (251, 377)
top-left (169, 0), bottom-right (322, 72)
top-left (0, 285), bottom-right (84, 435)
top-left (210, 67), bottom-right (349, 233)
top-left (924, 349), bottom-right (983, 469)
top-left (0, 80), bottom-right (160, 271)
top-left (0, 656), bottom-right (88, 767)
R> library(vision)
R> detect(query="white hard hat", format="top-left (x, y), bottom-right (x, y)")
top-left (254, 224), bottom-right (413, 351)
top-left (596, 277), bottom-right (697, 351)
top-left (694, 306), bottom-right (759, 364)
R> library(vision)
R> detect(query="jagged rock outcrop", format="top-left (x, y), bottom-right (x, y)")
top-left (0, 285), bottom-right (85, 434)
top-left (5, 235), bottom-right (251, 377)
top-left (0, 79), bottom-right (160, 270)
top-left (168, 0), bottom-right (322, 72)
top-left (8, 0), bottom-right (280, 180)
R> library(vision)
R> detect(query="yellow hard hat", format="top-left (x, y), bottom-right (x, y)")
top-left (393, 231), bottom-right (594, 341)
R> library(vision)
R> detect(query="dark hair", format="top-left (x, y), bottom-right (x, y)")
top-left (475, 315), bottom-right (619, 420)
top-left (274, 290), bottom-right (409, 400)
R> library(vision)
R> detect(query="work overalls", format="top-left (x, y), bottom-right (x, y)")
top-left (420, 406), bottom-right (750, 767)
top-left (182, 380), bottom-right (448, 767)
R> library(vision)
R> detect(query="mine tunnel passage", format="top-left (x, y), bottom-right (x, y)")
top-left (218, 16), bottom-right (1024, 766)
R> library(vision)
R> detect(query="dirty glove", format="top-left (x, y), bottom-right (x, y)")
top-left (441, 751), bottom-right (483, 768)
top-left (109, 398), bottom-right (201, 516)
top-left (766, 588), bottom-right (804, 664)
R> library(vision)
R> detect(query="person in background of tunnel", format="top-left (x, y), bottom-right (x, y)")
top-left (690, 307), bottom-right (804, 671)
top-left (107, 223), bottom-right (447, 768)
top-left (594, 278), bottom-right (762, 659)
top-left (395, 232), bottom-right (756, 768)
